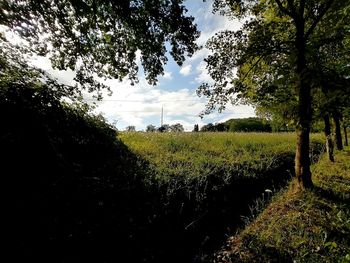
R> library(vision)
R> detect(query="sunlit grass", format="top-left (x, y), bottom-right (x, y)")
top-left (119, 132), bottom-right (324, 179)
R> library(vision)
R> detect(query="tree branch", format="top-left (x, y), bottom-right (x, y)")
top-left (286, 0), bottom-right (298, 17)
top-left (298, 0), bottom-right (306, 17)
top-left (241, 56), bottom-right (264, 83)
top-left (274, 0), bottom-right (294, 17)
top-left (305, 0), bottom-right (335, 40)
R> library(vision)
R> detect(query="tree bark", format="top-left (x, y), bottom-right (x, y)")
top-left (344, 124), bottom-right (348, 146)
top-left (324, 115), bottom-right (334, 162)
top-left (333, 113), bottom-right (343, 150)
top-left (295, 88), bottom-right (313, 189)
top-left (294, 16), bottom-right (313, 189)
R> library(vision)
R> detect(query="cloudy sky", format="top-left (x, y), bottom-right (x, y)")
top-left (32, 0), bottom-right (256, 131)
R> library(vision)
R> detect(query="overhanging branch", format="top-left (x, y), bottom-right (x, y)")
top-left (274, 0), bottom-right (294, 17)
top-left (305, 0), bottom-right (335, 40)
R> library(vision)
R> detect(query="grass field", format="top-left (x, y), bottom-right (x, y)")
top-left (119, 132), bottom-right (324, 179)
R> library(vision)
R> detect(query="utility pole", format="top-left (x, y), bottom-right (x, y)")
top-left (161, 106), bottom-right (163, 127)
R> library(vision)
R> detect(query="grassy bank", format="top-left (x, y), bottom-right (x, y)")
top-left (216, 148), bottom-right (350, 263)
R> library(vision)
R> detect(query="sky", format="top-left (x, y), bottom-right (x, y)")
top-left (30, 0), bottom-right (256, 131)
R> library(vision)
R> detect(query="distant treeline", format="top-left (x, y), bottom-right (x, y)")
top-left (199, 117), bottom-right (327, 133)
top-left (200, 117), bottom-right (272, 132)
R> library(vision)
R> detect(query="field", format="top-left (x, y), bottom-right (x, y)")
top-left (119, 132), bottom-right (324, 179)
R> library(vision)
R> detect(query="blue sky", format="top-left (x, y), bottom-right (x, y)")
top-left (30, 0), bottom-right (255, 131)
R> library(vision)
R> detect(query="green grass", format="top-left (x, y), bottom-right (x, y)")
top-left (119, 132), bottom-right (324, 179)
top-left (216, 147), bottom-right (350, 263)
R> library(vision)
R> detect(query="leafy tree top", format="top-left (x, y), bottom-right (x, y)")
top-left (1, 0), bottom-right (200, 88)
top-left (197, 0), bottom-right (349, 115)
top-left (170, 123), bottom-right (184, 132)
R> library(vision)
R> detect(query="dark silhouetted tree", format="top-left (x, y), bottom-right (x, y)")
top-left (126, 125), bottom-right (136, 132)
top-left (158, 124), bottom-right (170, 132)
top-left (146, 124), bottom-right (156, 132)
top-left (170, 123), bottom-right (184, 132)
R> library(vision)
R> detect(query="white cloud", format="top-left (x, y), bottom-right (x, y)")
top-left (162, 71), bottom-right (172, 80)
top-left (193, 3), bottom-right (242, 47)
top-left (179, 65), bottom-right (192, 76)
top-left (29, 55), bottom-right (76, 86)
top-left (88, 75), bottom-right (255, 131)
top-left (194, 61), bottom-right (213, 84)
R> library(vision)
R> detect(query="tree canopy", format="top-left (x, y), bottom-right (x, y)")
top-left (1, 0), bottom-right (199, 93)
top-left (198, 0), bottom-right (349, 115)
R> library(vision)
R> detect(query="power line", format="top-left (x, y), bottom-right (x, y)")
top-left (107, 110), bottom-right (237, 115)
top-left (84, 98), bottom-right (204, 102)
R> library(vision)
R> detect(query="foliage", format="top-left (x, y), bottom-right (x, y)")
top-left (216, 148), bottom-right (350, 263)
top-left (146, 124), bottom-right (156, 132)
top-left (226, 118), bottom-right (272, 132)
top-left (158, 123), bottom-right (171, 132)
top-left (0, 37), bottom-right (79, 99)
top-left (2, 80), bottom-right (164, 262)
top-left (170, 123), bottom-right (185, 132)
top-left (1, 0), bottom-right (199, 88)
top-left (198, 0), bottom-right (349, 115)
top-left (200, 118), bottom-right (272, 132)
top-left (200, 122), bottom-right (216, 132)
top-left (125, 125), bottom-right (136, 132)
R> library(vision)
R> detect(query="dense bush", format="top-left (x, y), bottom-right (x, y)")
top-left (227, 118), bottom-right (272, 132)
top-left (2, 84), bottom-right (161, 262)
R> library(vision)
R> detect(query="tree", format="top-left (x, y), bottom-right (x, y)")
top-left (146, 124), bottom-right (156, 132)
top-left (158, 124), bottom-right (170, 132)
top-left (193, 124), bottom-right (199, 132)
top-left (333, 112), bottom-right (343, 150)
top-left (170, 123), bottom-right (184, 132)
top-left (125, 126), bottom-right (136, 132)
top-left (227, 118), bottom-right (271, 132)
top-left (200, 123), bottom-right (215, 132)
top-left (1, 0), bottom-right (199, 95)
top-left (198, 0), bottom-right (349, 189)
top-left (323, 114), bottom-right (335, 162)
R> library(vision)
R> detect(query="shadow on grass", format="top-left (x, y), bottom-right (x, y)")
top-left (313, 185), bottom-right (350, 206)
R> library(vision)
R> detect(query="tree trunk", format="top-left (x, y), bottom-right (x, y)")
top-left (294, 17), bottom-right (313, 189)
top-left (324, 115), bottom-right (334, 162)
top-left (333, 113), bottom-right (343, 150)
top-left (344, 124), bottom-right (348, 146)
top-left (295, 90), bottom-right (313, 189)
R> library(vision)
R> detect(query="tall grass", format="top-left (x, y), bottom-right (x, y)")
top-left (119, 132), bottom-right (324, 179)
